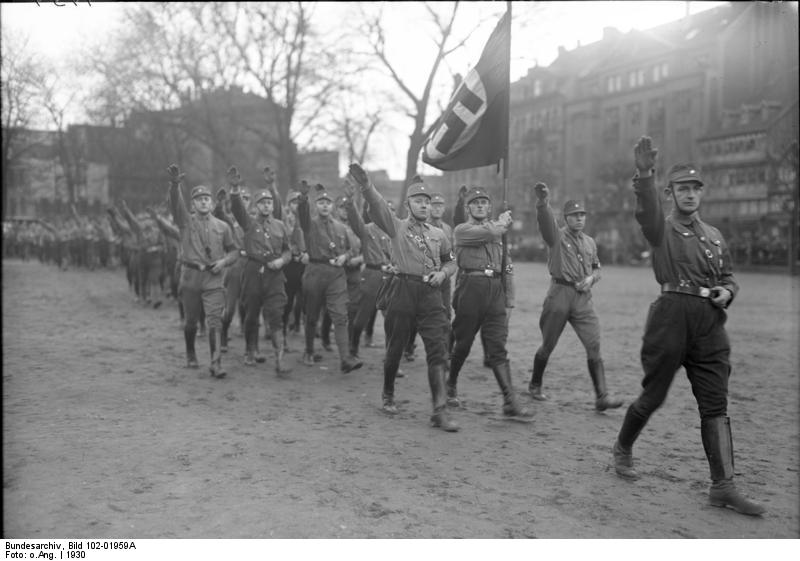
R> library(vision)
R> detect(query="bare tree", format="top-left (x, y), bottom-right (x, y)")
top-left (359, 2), bottom-right (494, 205)
top-left (1, 29), bottom-right (47, 219)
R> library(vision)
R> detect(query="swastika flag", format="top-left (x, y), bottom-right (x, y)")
top-left (422, 11), bottom-right (510, 171)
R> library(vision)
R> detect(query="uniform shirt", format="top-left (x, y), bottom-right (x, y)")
top-left (345, 199), bottom-right (393, 267)
top-left (429, 217), bottom-right (454, 246)
top-left (633, 173), bottom-right (738, 300)
top-left (213, 204), bottom-right (244, 248)
top-left (230, 192), bottom-right (291, 265)
top-left (361, 183), bottom-right (456, 278)
top-left (537, 201), bottom-right (599, 283)
top-left (169, 183), bottom-right (238, 266)
top-left (297, 196), bottom-right (352, 261)
top-left (453, 219), bottom-right (506, 271)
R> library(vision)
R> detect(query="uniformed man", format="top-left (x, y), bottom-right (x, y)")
top-left (167, 164), bottom-right (239, 378)
top-left (229, 166), bottom-right (293, 375)
top-left (612, 136), bottom-right (764, 516)
top-left (281, 190), bottom-right (307, 349)
top-left (528, 182), bottom-right (624, 411)
top-left (215, 176), bottom-right (248, 356)
top-left (296, 181), bottom-right (363, 373)
top-left (341, 182), bottom-right (393, 358)
top-left (446, 187), bottom-right (530, 418)
top-left (349, 164), bottom-right (459, 432)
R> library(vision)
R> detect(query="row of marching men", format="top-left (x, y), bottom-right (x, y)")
top-left (158, 161), bottom-right (541, 433)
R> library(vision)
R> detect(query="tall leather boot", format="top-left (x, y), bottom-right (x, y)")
top-left (335, 323), bottom-right (362, 373)
top-left (271, 331), bottom-right (292, 377)
top-left (350, 323), bottom-right (362, 359)
top-left (382, 357), bottom-right (399, 414)
top-left (208, 327), bottom-right (226, 378)
top-left (220, 320), bottom-right (229, 353)
top-left (184, 326), bottom-right (199, 368)
top-left (445, 351), bottom-right (467, 407)
top-left (588, 358), bottom-right (624, 411)
top-left (613, 405), bottom-right (649, 480)
top-left (528, 354), bottom-right (549, 401)
top-left (429, 364), bottom-right (459, 432)
top-left (702, 416), bottom-right (765, 516)
top-left (492, 361), bottom-right (533, 418)
top-left (243, 323), bottom-right (257, 366)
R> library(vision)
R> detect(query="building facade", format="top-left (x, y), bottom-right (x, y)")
top-left (435, 2), bottom-right (799, 266)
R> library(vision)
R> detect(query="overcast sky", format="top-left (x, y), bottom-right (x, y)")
top-left (2, 1), bottom-right (729, 179)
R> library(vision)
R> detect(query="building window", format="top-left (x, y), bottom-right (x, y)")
top-left (607, 75), bottom-right (622, 93)
top-left (603, 107), bottom-right (620, 142)
top-left (533, 79), bottom-right (542, 97)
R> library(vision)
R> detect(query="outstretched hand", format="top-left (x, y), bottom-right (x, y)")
top-left (348, 163), bottom-right (369, 187)
top-left (298, 180), bottom-right (311, 196)
top-left (226, 166), bottom-right (241, 188)
top-left (634, 136), bottom-right (658, 172)
top-left (263, 166), bottom-right (275, 185)
top-left (533, 182), bottom-right (549, 201)
top-left (457, 185), bottom-right (468, 199)
top-left (167, 164), bottom-right (185, 184)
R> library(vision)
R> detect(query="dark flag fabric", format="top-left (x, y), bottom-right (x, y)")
top-left (422, 11), bottom-right (510, 171)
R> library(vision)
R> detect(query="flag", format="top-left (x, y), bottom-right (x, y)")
top-left (422, 10), bottom-right (510, 171)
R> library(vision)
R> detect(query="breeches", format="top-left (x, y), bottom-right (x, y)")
top-left (537, 283), bottom-right (601, 361)
top-left (632, 294), bottom-right (731, 420)
top-left (451, 276), bottom-right (508, 367)
top-left (240, 261), bottom-right (287, 333)
top-left (180, 268), bottom-right (225, 330)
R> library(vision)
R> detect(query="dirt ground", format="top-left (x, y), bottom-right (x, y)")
top-left (2, 258), bottom-right (798, 540)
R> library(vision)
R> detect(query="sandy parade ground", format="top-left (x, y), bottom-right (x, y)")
top-left (2, 258), bottom-right (798, 551)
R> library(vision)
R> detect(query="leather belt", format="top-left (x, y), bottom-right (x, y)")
top-left (182, 261), bottom-right (210, 272)
top-left (247, 255), bottom-right (271, 266)
top-left (661, 283), bottom-right (712, 298)
top-left (552, 277), bottom-right (575, 287)
top-left (463, 268), bottom-right (502, 278)
top-left (395, 273), bottom-right (425, 282)
top-left (309, 257), bottom-right (335, 265)
top-left (365, 263), bottom-right (383, 271)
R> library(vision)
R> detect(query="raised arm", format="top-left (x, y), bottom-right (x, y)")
top-left (453, 185), bottom-right (467, 226)
top-left (533, 182), bottom-right (558, 247)
top-left (296, 180), bottom-right (312, 234)
top-left (632, 136), bottom-right (665, 246)
top-left (348, 163), bottom-right (397, 238)
top-left (263, 167), bottom-right (283, 221)
top-left (119, 200), bottom-right (143, 235)
top-left (167, 164), bottom-right (190, 229)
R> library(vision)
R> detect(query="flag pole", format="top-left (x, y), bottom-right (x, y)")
top-left (501, 1), bottom-right (512, 289)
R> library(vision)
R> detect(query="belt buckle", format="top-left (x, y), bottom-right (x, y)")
top-left (699, 287), bottom-right (711, 298)
top-left (484, 268), bottom-right (494, 277)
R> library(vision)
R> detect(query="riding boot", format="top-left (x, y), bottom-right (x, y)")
top-left (528, 354), bottom-right (549, 401)
top-left (702, 416), bottom-right (765, 516)
top-left (220, 321), bottom-right (229, 353)
top-left (492, 360), bottom-right (532, 417)
top-left (184, 326), bottom-right (199, 368)
top-left (588, 358), bottom-right (624, 411)
top-left (208, 327), bottom-right (226, 378)
top-left (335, 323), bottom-right (362, 373)
top-left (613, 405), bottom-right (649, 480)
top-left (429, 364), bottom-right (459, 432)
top-left (271, 331), bottom-right (292, 377)
top-left (243, 323), bottom-right (257, 366)
top-left (446, 351), bottom-right (467, 407)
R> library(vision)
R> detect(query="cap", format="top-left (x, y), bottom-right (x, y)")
top-left (430, 193), bottom-right (445, 204)
top-left (253, 190), bottom-right (273, 204)
top-left (191, 185), bottom-right (213, 199)
top-left (563, 200), bottom-right (586, 216)
top-left (667, 163), bottom-right (704, 186)
top-left (406, 175), bottom-right (431, 199)
top-left (465, 187), bottom-right (491, 205)
top-left (314, 184), bottom-right (333, 202)
top-left (286, 190), bottom-right (300, 203)
top-left (335, 194), bottom-right (349, 207)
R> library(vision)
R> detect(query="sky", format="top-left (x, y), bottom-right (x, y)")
top-left (1, 1), bottom-right (729, 179)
